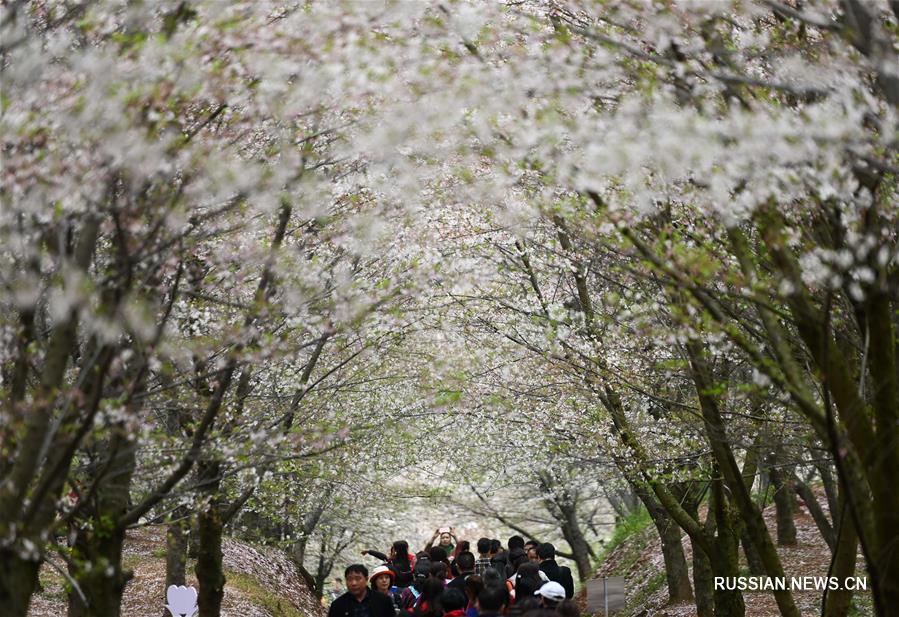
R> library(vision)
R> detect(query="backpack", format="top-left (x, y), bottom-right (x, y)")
top-left (400, 585), bottom-right (421, 611)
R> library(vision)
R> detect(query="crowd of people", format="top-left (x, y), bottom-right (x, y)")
top-left (328, 530), bottom-right (579, 617)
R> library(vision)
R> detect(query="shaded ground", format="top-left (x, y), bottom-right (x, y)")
top-left (28, 526), bottom-right (324, 617)
top-left (582, 490), bottom-right (872, 617)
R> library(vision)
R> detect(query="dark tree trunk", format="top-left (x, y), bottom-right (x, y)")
top-left (635, 485), bottom-right (694, 605)
top-left (709, 477), bottom-right (745, 617)
top-left (164, 510), bottom-right (190, 617)
top-left (166, 510), bottom-right (190, 587)
top-left (558, 500), bottom-right (595, 582)
top-left (738, 434), bottom-right (765, 576)
top-left (67, 525), bottom-right (133, 617)
top-left (188, 516), bottom-right (201, 558)
top-left (67, 435), bottom-right (137, 617)
top-left (195, 461), bottom-right (225, 617)
top-left (680, 484), bottom-right (716, 617)
top-left (657, 517), bottom-right (694, 605)
top-left (768, 462), bottom-right (797, 546)
top-left (314, 536), bottom-right (330, 599)
top-left (794, 476), bottom-right (834, 550)
top-left (0, 551), bottom-right (41, 617)
top-left (165, 403), bottom-right (190, 593)
top-left (822, 496), bottom-right (858, 617)
top-left (816, 462), bottom-right (839, 528)
top-left (690, 538), bottom-right (715, 617)
top-left (686, 341), bottom-right (800, 617)
top-left (740, 530), bottom-right (766, 576)
top-left (196, 504), bottom-right (225, 617)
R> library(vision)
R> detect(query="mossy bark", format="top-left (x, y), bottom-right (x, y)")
top-left (709, 475), bottom-right (745, 617)
top-left (684, 497), bottom-right (715, 617)
top-left (740, 530), bottom-right (765, 576)
top-left (822, 495), bottom-right (858, 617)
top-left (196, 461), bottom-right (225, 617)
top-left (166, 509), bottom-right (189, 587)
top-left (686, 340), bottom-right (800, 617)
top-left (633, 485), bottom-right (694, 605)
top-left (768, 461), bottom-right (797, 546)
top-left (67, 525), bottom-right (133, 617)
top-left (67, 435), bottom-right (137, 617)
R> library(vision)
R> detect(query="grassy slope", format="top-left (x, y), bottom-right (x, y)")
top-left (582, 490), bottom-right (873, 617)
top-left (27, 526), bottom-right (325, 617)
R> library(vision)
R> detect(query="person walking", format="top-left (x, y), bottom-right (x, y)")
top-left (527, 581), bottom-right (566, 617)
top-left (440, 588), bottom-right (469, 617)
top-left (413, 578), bottom-right (445, 617)
top-left (475, 585), bottom-right (509, 617)
top-left (507, 563), bottom-right (546, 605)
top-left (370, 565), bottom-right (402, 615)
top-left (463, 574), bottom-right (484, 617)
top-left (363, 541), bottom-right (415, 588)
top-left (534, 581), bottom-right (565, 610)
top-left (400, 562), bottom-right (431, 612)
top-left (329, 565), bottom-right (395, 617)
top-left (475, 538), bottom-right (492, 576)
top-left (535, 544), bottom-right (574, 599)
top-left (446, 552), bottom-right (476, 592)
top-left (488, 540), bottom-right (508, 577)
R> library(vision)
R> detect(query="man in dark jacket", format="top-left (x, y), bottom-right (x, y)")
top-left (488, 539), bottom-right (508, 577)
top-left (536, 543), bottom-right (574, 599)
top-left (329, 564), bottom-right (395, 617)
top-left (446, 551), bottom-right (476, 591)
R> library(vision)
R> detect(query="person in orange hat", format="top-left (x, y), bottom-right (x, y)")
top-left (370, 564), bottom-right (401, 615)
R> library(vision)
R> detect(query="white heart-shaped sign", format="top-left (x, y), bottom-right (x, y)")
top-left (165, 584), bottom-right (198, 617)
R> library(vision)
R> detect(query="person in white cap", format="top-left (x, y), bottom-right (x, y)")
top-left (534, 581), bottom-right (566, 610)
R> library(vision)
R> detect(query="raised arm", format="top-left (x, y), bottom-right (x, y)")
top-left (362, 549), bottom-right (390, 562)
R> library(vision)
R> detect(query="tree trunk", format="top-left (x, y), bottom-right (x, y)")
top-left (690, 538), bottom-right (715, 617)
top-left (558, 500), bottom-right (595, 582)
top-left (679, 483), bottom-right (716, 617)
top-left (822, 496), bottom-right (858, 617)
top-left (67, 524), bottom-right (133, 617)
top-left (188, 516), bottom-right (201, 558)
top-left (0, 550), bottom-right (42, 617)
top-left (657, 516), bottom-right (694, 605)
top-left (768, 462), bottom-right (797, 546)
top-left (195, 461), bottom-right (225, 617)
top-left (605, 486), bottom-right (640, 521)
top-left (793, 476), bottom-right (834, 550)
top-left (166, 510), bottom-right (190, 587)
top-left (686, 340), bottom-right (800, 617)
top-left (684, 495), bottom-right (715, 617)
top-left (165, 404), bottom-right (190, 592)
top-left (164, 510), bottom-right (190, 617)
top-left (67, 435), bottom-right (137, 617)
top-left (816, 462), bottom-right (840, 529)
top-left (635, 485), bottom-right (694, 605)
top-left (709, 477), bottom-right (745, 617)
top-left (740, 530), bottom-right (765, 576)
